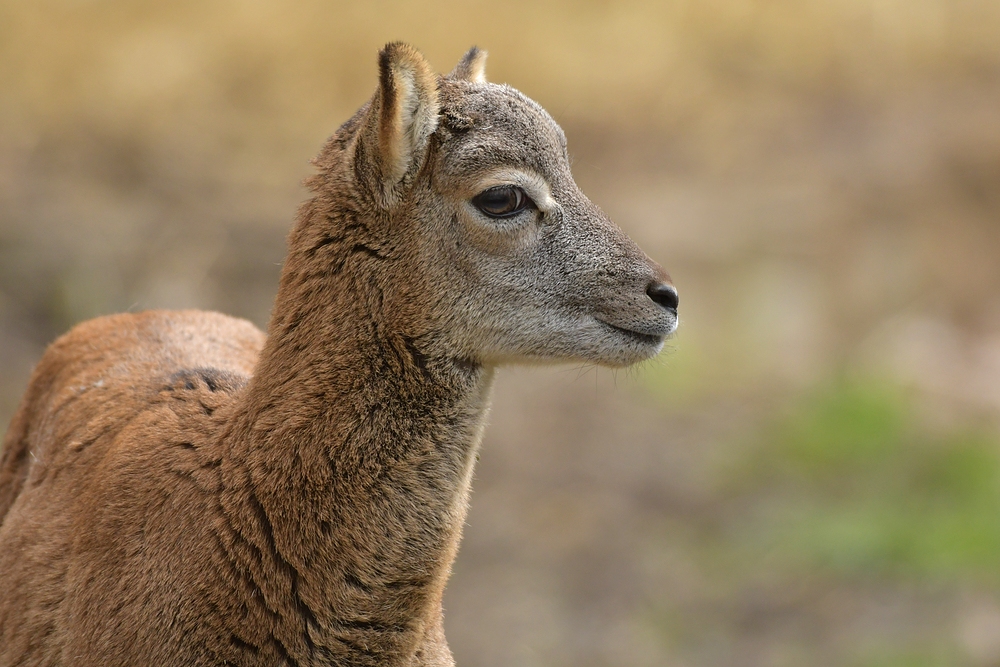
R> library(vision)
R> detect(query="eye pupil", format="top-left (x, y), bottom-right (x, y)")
top-left (472, 186), bottom-right (531, 218)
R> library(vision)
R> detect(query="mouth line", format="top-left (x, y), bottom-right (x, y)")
top-left (596, 319), bottom-right (666, 346)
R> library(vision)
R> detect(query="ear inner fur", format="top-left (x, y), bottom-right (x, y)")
top-left (367, 42), bottom-right (441, 200)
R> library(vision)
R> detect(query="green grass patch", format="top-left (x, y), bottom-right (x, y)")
top-left (729, 380), bottom-right (1000, 585)
top-left (849, 642), bottom-right (967, 667)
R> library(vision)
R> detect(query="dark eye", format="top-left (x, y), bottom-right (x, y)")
top-left (472, 186), bottom-right (534, 218)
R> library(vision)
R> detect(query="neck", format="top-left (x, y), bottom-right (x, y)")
top-left (220, 202), bottom-right (494, 663)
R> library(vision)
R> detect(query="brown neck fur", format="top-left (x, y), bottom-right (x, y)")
top-left (218, 178), bottom-right (493, 660)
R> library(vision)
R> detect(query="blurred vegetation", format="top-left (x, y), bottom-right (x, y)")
top-left (622, 376), bottom-right (1000, 666)
top-left (3, 1), bottom-right (1000, 666)
top-left (730, 382), bottom-right (1000, 585)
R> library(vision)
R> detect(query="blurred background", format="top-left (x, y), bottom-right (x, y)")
top-left (2, 0), bottom-right (1000, 665)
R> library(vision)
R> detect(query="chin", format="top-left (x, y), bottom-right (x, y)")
top-left (595, 340), bottom-right (665, 367)
top-left (477, 321), bottom-right (671, 368)
top-left (569, 333), bottom-right (668, 368)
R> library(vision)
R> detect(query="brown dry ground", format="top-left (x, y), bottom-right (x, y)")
top-left (3, 2), bottom-right (1000, 665)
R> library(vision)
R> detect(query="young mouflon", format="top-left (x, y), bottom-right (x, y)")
top-left (0, 43), bottom-right (677, 666)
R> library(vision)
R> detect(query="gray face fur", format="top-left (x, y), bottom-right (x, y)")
top-left (330, 45), bottom-right (677, 369)
top-left (415, 81), bottom-right (674, 367)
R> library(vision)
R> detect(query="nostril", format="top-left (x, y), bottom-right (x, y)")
top-left (647, 282), bottom-right (678, 312)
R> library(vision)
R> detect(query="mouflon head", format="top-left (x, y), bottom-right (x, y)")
top-left (301, 43), bottom-right (677, 368)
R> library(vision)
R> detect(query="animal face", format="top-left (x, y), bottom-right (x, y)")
top-left (422, 81), bottom-right (676, 367)
top-left (319, 44), bottom-right (677, 368)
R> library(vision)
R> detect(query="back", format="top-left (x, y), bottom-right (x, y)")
top-left (0, 310), bottom-right (264, 663)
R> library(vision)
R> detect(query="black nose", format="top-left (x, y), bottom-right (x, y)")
top-left (647, 282), bottom-right (678, 312)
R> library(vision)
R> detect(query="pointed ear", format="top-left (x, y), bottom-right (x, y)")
top-left (356, 42), bottom-right (440, 203)
top-left (449, 46), bottom-right (487, 84)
